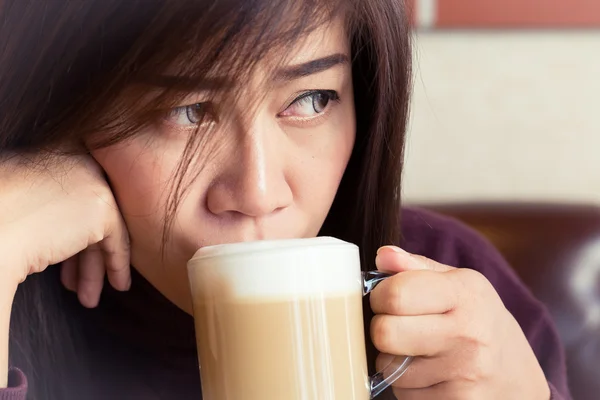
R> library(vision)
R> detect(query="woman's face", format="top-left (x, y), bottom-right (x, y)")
top-left (92, 19), bottom-right (355, 313)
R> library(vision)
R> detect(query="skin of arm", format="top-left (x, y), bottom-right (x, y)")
top-left (0, 274), bottom-right (17, 388)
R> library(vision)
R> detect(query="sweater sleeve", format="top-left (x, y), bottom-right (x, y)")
top-left (400, 207), bottom-right (572, 400)
top-left (0, 368), bottom-right (27, 400)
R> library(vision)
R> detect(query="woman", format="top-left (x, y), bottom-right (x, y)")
top-left (0, 0), bottom-right (570, 399)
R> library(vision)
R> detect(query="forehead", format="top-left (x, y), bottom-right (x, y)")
top-left (206, 16), bottom-right (350, 82)
top-left (283, 17), bottom-right (350, 65)
top-left (137, 17), bottom-right (350, 95)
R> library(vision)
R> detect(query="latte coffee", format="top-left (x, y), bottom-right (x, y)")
top-left (188, 237), bottom-right (409, 400)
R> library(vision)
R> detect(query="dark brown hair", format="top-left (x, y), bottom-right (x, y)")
top-left (1, 0), bottom-right (412, 398)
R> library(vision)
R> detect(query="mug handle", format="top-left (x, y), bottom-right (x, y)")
top-left (362, 271), bottom-right (413, 399)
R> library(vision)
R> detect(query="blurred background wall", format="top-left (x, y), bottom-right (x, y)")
top-left (401, 0), bottom-right (600, 204)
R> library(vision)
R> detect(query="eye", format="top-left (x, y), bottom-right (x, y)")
top-left (164, 103), bottom-right (212, 127)
top-left (279, 90), bottom-right (340, 118)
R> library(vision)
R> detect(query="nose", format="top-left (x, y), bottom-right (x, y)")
top-left (206, 119), bottom-right (293, 219)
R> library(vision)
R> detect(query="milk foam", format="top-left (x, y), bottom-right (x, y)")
top-left (188, 237), bottom-right (362, 299)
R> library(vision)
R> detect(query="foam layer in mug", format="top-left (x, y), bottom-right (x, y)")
top-left (188, 237), bottom-right (362, 300)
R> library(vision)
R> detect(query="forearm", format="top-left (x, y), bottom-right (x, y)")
top-left (0, 280), bottom-right (17, 388)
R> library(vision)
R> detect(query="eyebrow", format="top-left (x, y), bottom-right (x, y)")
top-left (274, 53), bottom-right (350, 81)
top-left (141, 53), bottom-right (350, 90)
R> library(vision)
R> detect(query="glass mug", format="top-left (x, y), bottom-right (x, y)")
top-left (187, 237), bottom-right (412, 400)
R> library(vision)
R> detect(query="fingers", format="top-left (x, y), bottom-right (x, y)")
top-left (371, 314), bottom-right (451, 357)
top-left (377, 354), bottom-right (450, 390)
top-left (100, 205), bottom-right (131, 292)
top-left (392, 383), bottom-right (457, 400)
top-left (392, 381), bottom-right (485, 400)
top-left (60, 255), bottom-right (78, 292)
top-left (376, 246), bottom-right (454, 273)
top-left (77, 244), bottom-right (106, 308)
top-left (370, 270), bottom-right (458, 315)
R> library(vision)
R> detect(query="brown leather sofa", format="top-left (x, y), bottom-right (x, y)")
top-left (426, 203), bottom-right (600, 400)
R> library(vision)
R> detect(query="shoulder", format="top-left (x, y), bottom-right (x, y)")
top-left (399, 206), bottom-right (523, 296)
top-left (400, 206), bottom-right (503, 270)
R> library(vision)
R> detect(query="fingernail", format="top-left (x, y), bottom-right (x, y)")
top-left (377, 245), bottom-right (408, 255)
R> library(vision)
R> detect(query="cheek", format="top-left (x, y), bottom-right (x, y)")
top-left (320, 98), bottom-right (356, 185)
top-left (91, 138), bottom-right (184, 248)
top-left (294, 102), bottom-right (356, 215)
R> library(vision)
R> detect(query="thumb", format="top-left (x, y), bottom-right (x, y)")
top-left (375, 246), bottom-right (454, 273)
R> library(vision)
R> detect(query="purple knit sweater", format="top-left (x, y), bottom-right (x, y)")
top-left (1, 207), bottom-right (572, 399)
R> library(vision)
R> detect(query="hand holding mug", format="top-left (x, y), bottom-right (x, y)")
top-left (370, 246), bottom-right (551, 400)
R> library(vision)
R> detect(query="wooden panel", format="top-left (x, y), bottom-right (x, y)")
top-left (412, 0), bottom-right (600, 28)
